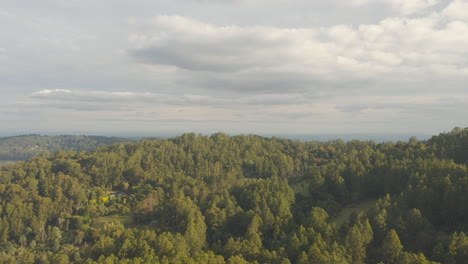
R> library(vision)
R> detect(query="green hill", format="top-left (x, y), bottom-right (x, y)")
top-left (0, 134), bottom-right (134, 161)
top-left (427, 127), bottom-right (468, 164)
top-left (0, 130), bottom-right (466, 263)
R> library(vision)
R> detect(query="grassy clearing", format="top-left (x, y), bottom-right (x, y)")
top-left (332, 199), bottom-right (377, 227)
top-left (92, 214), bottom-right (133, 229)
top-left (0, 161), bottom-right (18, 166)
top-left (291, 179), bottom-right (312, 197)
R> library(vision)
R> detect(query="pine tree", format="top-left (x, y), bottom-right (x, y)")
top-left (381, 229), bottom-right (403, 264)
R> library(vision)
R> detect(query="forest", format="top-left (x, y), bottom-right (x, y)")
top-left (0, 135), bottom-right (133, 163)
top-left (0, 128), bottom-right (467, 263)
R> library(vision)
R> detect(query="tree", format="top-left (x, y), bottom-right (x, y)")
top-left (381, 229), bottom-right (403, 264)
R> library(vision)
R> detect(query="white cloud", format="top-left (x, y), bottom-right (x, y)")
top-left (129, 14), bottom-right (468, 94)
top-left (442, 0), bottom-right (468, 21)
top-left (30, 89), bottom-right (314, 108)
top-left (342, 0), bottom-right (442, 15)
top-left (130, 16), bottom-right (322, 73)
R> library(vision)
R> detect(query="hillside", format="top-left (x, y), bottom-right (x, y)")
top-left (428, 127), bottom-right (468, 165)
top-left (0, 130), bottom-right (467, 263)
top-left (0, 135), bottom-right (134, 162)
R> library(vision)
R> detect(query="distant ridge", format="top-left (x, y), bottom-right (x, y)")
top-left (0, 134), bottom-right (134, 162)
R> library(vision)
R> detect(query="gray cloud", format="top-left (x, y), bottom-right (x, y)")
top-left (335, 104), bottom-right (370, 113)
top-left (128, 12), bottom-right (468, 95)
top-left (336, 95), bottom-right (468, 114)
top-left (30, 89), bottom-right (314, 109)
top-left (339, 0), bottom-right (444, 15)
top-left (2, 0), bottom-right (468, 135)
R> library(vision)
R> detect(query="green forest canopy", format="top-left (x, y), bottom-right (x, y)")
top-left (0, 128), bottom-right (467, 263)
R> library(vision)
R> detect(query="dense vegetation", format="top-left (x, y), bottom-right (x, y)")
top-left (0, 135), bottom-right (134, 162)
top-left (0, 128), bottom-right (467, 263)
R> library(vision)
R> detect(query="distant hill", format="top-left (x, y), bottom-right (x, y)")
top-left (0, 134), bottom-right (134, 162)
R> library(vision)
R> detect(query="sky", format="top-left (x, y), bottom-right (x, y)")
top-left (1, 0), bottom-right (468, 136)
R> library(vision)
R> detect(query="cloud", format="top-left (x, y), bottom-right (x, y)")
top-left (3, 0), bottom-right (468, 134)
top-left (128, 14), bottom-right (468, 95)
top-left (335, 95), bottom-right (468, 114)
top-left (442, 0), bottom-right (468, 21)
top-left (0, 47), bottom-right (6, 59)
top-left (341, 0), bottom-right (442, 15)
top-left (32, 89), bottom-right (171, 103)
top-left (129, 15), bottom-right (321, 73)
top-left (30, 89), bottom-right (316, 110)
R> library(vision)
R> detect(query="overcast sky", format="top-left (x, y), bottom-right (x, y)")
top-left (1, 0), bottom-right (468, 136)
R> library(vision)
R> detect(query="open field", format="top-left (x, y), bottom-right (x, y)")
top-left (92, 214), bottom-right (134, 229)
top-left (332, 199), bottom-right (377, 227)
top-left (290, 179), bottom-right (312, 197)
